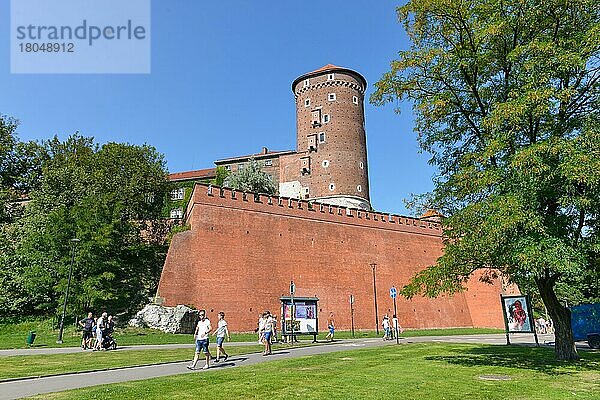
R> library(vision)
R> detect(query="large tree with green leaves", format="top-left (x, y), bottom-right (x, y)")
top-left (373, 0), bottom-right (599, 360)
top-left (1, 133), bottom-right (170, 318)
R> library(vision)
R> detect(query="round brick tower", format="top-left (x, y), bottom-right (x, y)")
top-left (289, 64), bottom-right (370, 210)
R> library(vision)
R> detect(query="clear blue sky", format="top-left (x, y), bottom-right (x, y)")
top-left (0, 0), bottom-right (435, 215)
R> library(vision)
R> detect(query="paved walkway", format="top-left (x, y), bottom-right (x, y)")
top-left (0, 334), bottom-right (554, 400)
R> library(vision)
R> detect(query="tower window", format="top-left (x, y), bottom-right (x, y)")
top-left (322, 160), bottom-right (330, 168)
top-left (329, 183), bottom-right (335, 191)
top-left (353, 96), bottom-right (359, 105)
top-left (328, 73), bottom-right (335, 81)
top-left (323, 114), bottom-right (330, 123)
top-left (304, 98), bottom-right (311, 107)
top-left (319, 132), bottom-right (326, 143)
top-left (360, 161), bottom-right (364, 169)
top-left (303, 79), bottom-right (310, 87)
top-left (328, 93), bottom-right (336, 101)
top-left (357, 185), bottom-right (362, 192)
top-left (303, 187), bottom-right (310, 199)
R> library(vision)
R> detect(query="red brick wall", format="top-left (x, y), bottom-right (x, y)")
top-left (157, 184), bottom-right (506, 332)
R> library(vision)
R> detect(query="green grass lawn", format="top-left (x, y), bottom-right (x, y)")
top-left (0, 318), bottom-right (503, 349)
top-left (28, 343), bottom-right (600, 400)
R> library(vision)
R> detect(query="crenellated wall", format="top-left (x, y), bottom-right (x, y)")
top-left (157, 183), bottom-right (507, 332)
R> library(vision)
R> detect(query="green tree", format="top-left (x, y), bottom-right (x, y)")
top-left (372, 0), bottom-right (599, 360)
top-left (211, 166), bottom-right (230, 187)
top-left (3, 134), bottom-right (169, 317)
top-left (224, 158), bottom-right (277, 195)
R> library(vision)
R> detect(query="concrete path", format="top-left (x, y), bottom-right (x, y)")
top-left (0, 333), bottom-right (553, 357)
top-left (0, 334), bottom-right (555, 400)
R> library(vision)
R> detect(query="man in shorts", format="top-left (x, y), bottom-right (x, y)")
top-left (94, 312), bottom-right (107, 351)
top-left (78, 312), bottom-right (95, 349)
top-left (262, 311), bottom-right (274, 356)
top-left (188, 310), bottom-right (212, 370)
top-left (213, 312), bottom-right (230, 362)
top-left (325, 312), bottom-right (335, 341)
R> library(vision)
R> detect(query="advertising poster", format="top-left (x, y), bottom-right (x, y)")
top-left (501, 295), bottom-right (534, 333)
top-left (281, 299), bottom-right (318, 334)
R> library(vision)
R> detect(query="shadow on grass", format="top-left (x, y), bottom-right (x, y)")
top-left (425, 345), bottom-right (600, 375)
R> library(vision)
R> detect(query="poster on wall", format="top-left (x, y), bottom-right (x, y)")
top-left (501, 295), bottom-right (534, 333)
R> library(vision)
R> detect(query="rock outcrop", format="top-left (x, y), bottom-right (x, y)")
top-left (128, 304), bottom-right (198, 334)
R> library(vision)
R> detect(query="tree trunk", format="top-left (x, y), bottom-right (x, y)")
top-left (535, 274), bottom-right (579, 361)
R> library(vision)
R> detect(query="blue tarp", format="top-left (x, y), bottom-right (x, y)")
top-left (570, 303), bottom-right (600, 341)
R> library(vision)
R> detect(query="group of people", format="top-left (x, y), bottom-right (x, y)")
top-left (381, 314), bottom-right (403, 340)
top-left (78, 311), bottom-right (116, 351)
top-left (187, 310), bottom-right (231, 370)
top-left (257, 311), bottom-right (276, 355)
top-left (535, 317), bottom-right (554, 334)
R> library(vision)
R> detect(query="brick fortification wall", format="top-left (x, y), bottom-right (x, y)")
top-left (157, 184), bottom-right (506, 332)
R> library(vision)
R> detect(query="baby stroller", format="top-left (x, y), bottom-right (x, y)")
top-left (101, 332), bottom-right (117, 350)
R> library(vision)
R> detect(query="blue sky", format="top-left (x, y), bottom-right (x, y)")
top-left (0, 0), bottom-right (435, 215)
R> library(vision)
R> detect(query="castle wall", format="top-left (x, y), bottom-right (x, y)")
top-left (157, 184), bottom-right (506, 332)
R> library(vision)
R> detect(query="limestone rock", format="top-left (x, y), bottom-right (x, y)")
top-left (128, 304), bottom-right (199, 334)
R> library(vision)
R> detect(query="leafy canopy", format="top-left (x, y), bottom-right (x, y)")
top-left (224, 158), bottom-right (277, 195)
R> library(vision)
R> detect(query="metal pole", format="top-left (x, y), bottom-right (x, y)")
top-left (393, 296), bottom-right (399, 345)
top-left (290, 281), bottom-right (295, 345)
top-left (371, 263), bottom-right (379, 334)
top-left (57, 238), bottom-right (79, 344)
top-left (350, 295), bottom-right (355, 338)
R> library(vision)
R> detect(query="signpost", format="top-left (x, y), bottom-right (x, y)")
top-left (350, 294), bottom-right (355, 338)
top-left (290, 281), bottom-right (295, 344)
top-left (390, 286), bottom-right (399, 344)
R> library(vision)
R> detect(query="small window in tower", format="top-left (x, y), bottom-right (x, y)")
top-left (329, 183), bottom-right (335, 191)
top-left (264, 160), bottom-right (273, 166)
top-left (311, 109), bottom-right (322, 127)
top-left (353, 96), bottom-right (359, 105)
top-left (304, 98), bottom-right (310, 107)
top-left (319, 132), bottom-right (326, 143)
top-left (322, 160), bottom-right (330, 168)
top-left (328, 93), bottom-right (336, 101)
top-left (360, 161), bottom-right (364, 169)
top-left (323, 114), bottom-right (330, 123)
top-left (328, 73), bottom-right (335, 81)
top-left (357, 185), bottom-right (362, 192)
top-left (303, 79), bottom-right (310, 87)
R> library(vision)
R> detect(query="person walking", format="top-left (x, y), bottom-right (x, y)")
top-left (382, 315), bottom-right (390, 341)
top-left (94, 312), bottom-right (107, 351)
top-left (213, 312), bottom-right (230, 362)
top-left (392, 314), bottom-right (404, 338)
top-left (257, 313), bottom-right (266, 344)
top-left (325, 312), bottom-right (335, 341)
top-left (187, 310), bottom-right (212, 370)
top-left (262, 311), bottom-right (274, 356)
top-left (78, 312), bottom-right (95, 350)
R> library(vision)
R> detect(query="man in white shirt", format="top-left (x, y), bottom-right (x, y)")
top-left (262, 311), bottom-right (274, 356)
top-left (187, 310), bottom-right (212, 370)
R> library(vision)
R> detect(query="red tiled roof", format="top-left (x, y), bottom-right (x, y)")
top-left (168, 168), bottom-right (216, 182)
top-left (420, 209), bottom-right (444, 219)
top-left (309, 64), bottom-right (341, 73)
top-left (215, 149), bottom-right (295, 164)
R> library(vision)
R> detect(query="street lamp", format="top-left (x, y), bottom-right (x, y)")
top-left (370, 263), bottom-right (379, 334)
top-left (57, 238), bottom-right (80, 344)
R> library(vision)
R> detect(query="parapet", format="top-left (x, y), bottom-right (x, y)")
top-left (183, 183), bottom-right (442, 237)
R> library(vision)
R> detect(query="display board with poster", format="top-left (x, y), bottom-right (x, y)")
top-left (500, 294), bottom-right (539, 345)
top-left (280, 296), bottom-right (319, 342)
